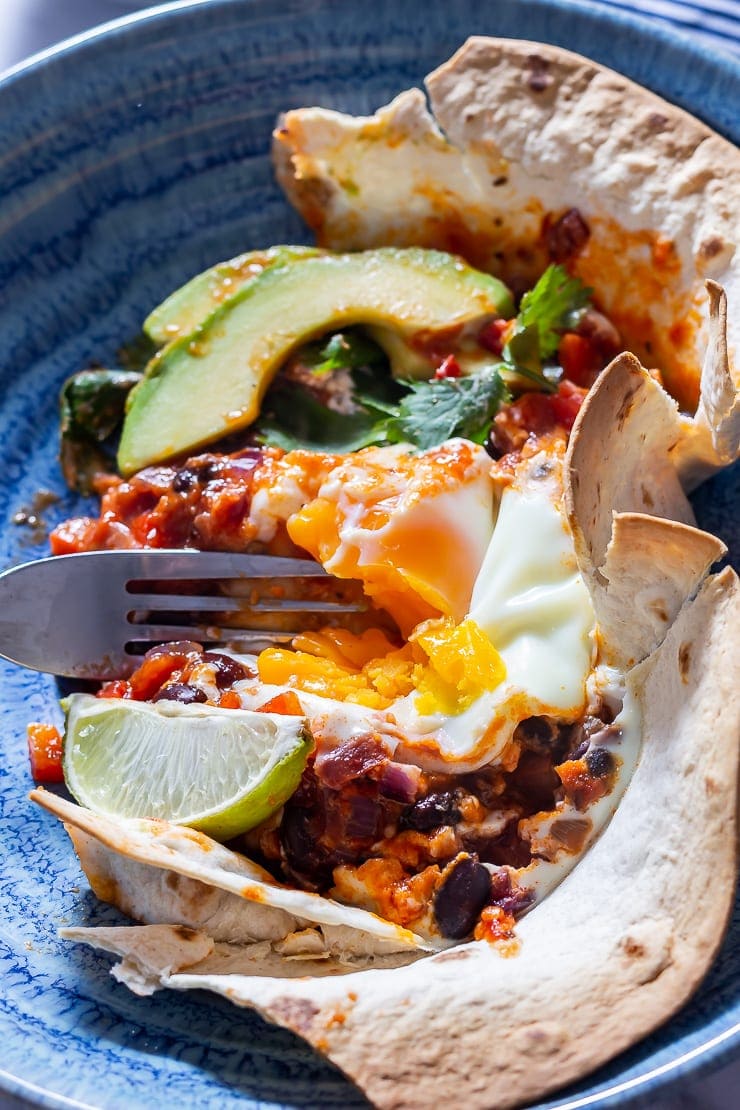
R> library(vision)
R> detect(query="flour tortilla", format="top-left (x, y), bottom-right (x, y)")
top-left (274, 36), bottom-right (740, 418)
top-left (36, 567), bottom-right (740, 1109)
top-left (30, 790), bottom-right (431, 962)
top-left (563, 352), bottom-right (728, 666)
top-left (31, 38), bottom-right (740, 1109)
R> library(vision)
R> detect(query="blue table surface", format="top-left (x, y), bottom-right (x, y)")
top-left (0, 2), bottom-right (738, 1109)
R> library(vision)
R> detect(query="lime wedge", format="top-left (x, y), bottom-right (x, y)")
top-left (62, 694), bottom-right (312, 840)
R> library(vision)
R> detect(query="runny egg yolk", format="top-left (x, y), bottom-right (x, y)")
top-left (257, 618), bottom-right (505, 716)
top-left (285, 440), bottom-right (495, 636)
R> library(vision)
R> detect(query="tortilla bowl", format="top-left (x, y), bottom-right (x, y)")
top-left (1, 2), bottom-right (740, 1110)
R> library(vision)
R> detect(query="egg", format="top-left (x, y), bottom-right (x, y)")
top-left (242, 440), bottom-right (596, 776)
top-left (287, 438), bottom-right (496, 635)
top-left (379, 450), bottom-right (595, 771)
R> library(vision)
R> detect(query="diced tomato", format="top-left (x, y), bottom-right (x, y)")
top-left (27, 723), bottom-right (64, 783)
top-left (130, 510), bottom-right (159, 546)
top-left (128, 651), bottom-right (186, 700)
top-left (218, 690), bottom-right (242, 710)
top-left (478, 318), bottom-right (512, 356)
top-left (434, 355), bottom-right (462, 380)
top-left (257, 691), bottom-right (304, 716)
top-left (97, 679), bottom-right (131, 699)
top-left (556, 757), bottom-right (608, 810)
top-left (508, 390), bottom-right (557, 435)
top-left (550, 380), bottom-right (586, 430)
top-left (473, 904), bottom-right (516, 943)
top-left (557, 332), bottom-right (599, 387)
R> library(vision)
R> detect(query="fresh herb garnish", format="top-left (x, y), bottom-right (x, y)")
top-left (517, 264), bottom-right (592, 358)
top-left (376, 368), bottom-right (510, 450)
top-left (257, 381), bottom-right (386, 452)
top-left (501, 264), bottom-right (592, 390)
top-left (298, 330), bottom-right (388, 378)
top-left (257, 329), bottom-right (400, 451)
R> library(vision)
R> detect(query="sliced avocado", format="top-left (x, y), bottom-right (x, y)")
top-left (144, 245), bottom-right (321, 346)
top-left (119, 248), bottom-right (513, 475)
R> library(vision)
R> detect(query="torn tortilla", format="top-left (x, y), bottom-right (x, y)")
top-left (274, 36), bottom-right (740, 415)
top-left (47, 569), bottom-right (740, 1109)
top-left (28, 35), bottom-right (740, 1110)
top-left (31, 790), bottom-right (431, 957)
top-left (563, 352), bottom-right (728, 666)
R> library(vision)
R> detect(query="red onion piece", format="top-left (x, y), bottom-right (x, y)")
top-left (344, 792), bottom-right (382, 840)
top-left (378, 760), bottom-right (421, 804)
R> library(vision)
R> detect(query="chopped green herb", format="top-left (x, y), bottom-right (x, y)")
top-left (298, 330), bottom-right (387, 378)
top-left (257, 381), bottom-right (386, 453)
top-left (382, 368), bottom-right (510, 450)
top-left (502, 324), bottom-right (553, 391)
top-left (257, 329), bottom-right (402, 452)
top-left (517, 264), bottom-right (592, 358)
top-left (259, 358), bottom-right (509, 454)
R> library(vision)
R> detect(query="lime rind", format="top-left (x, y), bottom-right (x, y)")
top-left (62, 695), bottom-right (312, 841)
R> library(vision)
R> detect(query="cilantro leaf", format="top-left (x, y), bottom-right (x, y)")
top-left (501, 324), bottom-right (554, 391)
top-left (517, 264), bottom-right (592, 358)
top-left (299, 330), bottom-right (387, 378)
top-left (257, 382), bottom-right (387, 452)
top-left (383, 369), bottom-right (510, 450)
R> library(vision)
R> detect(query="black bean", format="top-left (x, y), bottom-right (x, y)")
top-left (547, 208), bottom-right (590, 262)
top-left (153, 683), bottom-right (207, 704)
top-left (514, 716), bottom-right (558, 754)
top-left (485, 423), bottom-right (515, 461)
top-left (568, 715), bottom-right (610, 759)
top-left (188, 458), bottom-right (223, 483)
top-left (433, 855), bottom-right (492, 939)
top-left (279, 789), bottom-right (339, 890)
top-left (202, 651), bottom-right (253, 688)
top-left (172, 469), bottom-right (197, 493)
top-left (585, 747), bottom-right (614, 778)
top-left (399, 790), bottom-right (462, 832)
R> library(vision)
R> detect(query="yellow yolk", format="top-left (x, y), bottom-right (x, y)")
top-left (410, 618), bottom-right (506, 716)
top-left (286, 440), bottom-right (495, 636)
top-left (256, 617), bottom-right (505, 716)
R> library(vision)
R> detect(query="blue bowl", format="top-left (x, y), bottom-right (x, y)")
top-left (0, 2), bottom-right (738, 1107)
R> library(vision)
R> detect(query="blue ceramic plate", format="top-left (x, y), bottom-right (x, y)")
top-left (0, 1), bottom-right (738, 1107)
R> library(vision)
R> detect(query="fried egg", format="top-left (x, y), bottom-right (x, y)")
top-left (389, 451), bottom-right (596, 771)
top-left (234, 441), bottom-right (597, 775)
top-left (287, 438), bottom-right (496, 635)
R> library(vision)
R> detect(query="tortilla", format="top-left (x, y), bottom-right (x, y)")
top-left (563, 352), bottom-right (729, 666)
top-left (30, 792), bottom-right (431, 959)
top-left (33, 326), bottom-right (740, 1103)
top-left (274, 37), bottom-right (740, 414)
top-left (30, 36), bottom-right (740, 1109)
top-left (36, 564), bottom-right (740, 1108)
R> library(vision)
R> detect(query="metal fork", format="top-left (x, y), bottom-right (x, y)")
top-left (0, 550), bottom-right (368, 679)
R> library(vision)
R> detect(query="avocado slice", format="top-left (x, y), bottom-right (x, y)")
top-left (144, 245), bottom-right (321, 346)
top-left (119, 248), bottom-right (513, 474)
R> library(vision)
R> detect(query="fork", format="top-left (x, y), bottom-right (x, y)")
top-left (0, 549), bottom-right (368, 679)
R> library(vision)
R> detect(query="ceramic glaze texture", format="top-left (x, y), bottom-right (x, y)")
top-left (0, 1), bottom-right (738, 1108)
